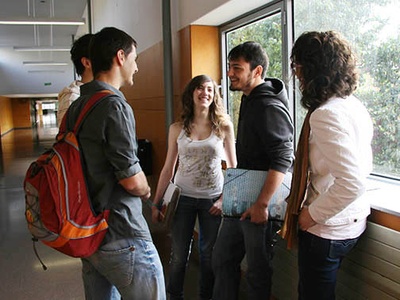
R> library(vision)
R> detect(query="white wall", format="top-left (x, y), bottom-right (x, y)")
top-left (176, 0), bottom-right (273, 29)
top-left (0, 47), bottom-right (74, 97)
top-left (90, 0), bottom-right (274, 52)
top-left (175, 0), bottom-right (229, 30)
top-left (91, 0), bottom-right (162, 53)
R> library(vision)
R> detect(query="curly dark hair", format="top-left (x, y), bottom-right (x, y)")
top-left (181, 75), bottom-right (229, 138)
top-left (291, 31), bottom-right (359, 110)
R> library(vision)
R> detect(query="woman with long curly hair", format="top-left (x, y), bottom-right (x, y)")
top-left (288, 31), bottom-right (373, 299)
top-left (151, 74), bottom-right (237, 300)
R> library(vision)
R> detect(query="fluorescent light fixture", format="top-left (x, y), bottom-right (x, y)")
top-left (28, 70), bottom-right (65, 73)
top-left (23, 61), bottom-right (68, 66)
top-left (0, 17), bottom-right (85, 25)
top-left (14, 46), bottom-right (70, 52)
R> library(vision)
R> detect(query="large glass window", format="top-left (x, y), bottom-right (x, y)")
top-left (222, 3), bottom-right (284, 135)
top-left (294, 0), bottom-right (400, 179)
top-left (222, 0), bottom-right (400, 180)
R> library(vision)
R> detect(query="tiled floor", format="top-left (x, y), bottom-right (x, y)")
top-left (0, 115), bottom-right (202, 299)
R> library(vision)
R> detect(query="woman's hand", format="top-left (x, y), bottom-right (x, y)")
top-left (298, 206), bottom-right (317, 231)
top-left (151, 205), bottom-right (164, 223)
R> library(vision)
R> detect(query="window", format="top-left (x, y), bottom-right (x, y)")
top-left (294, 0), bottom-right (400, 179)
top-left (221, 0), bottom-right (400, 181)
top-left (221, 2), bottom-right (287, 135)
top-left (41, 102), bottom-right (56, 110)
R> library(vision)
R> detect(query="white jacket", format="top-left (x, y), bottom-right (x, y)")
top-left (57, 80), bottom-right (83, 126)
top-left (305, 95), bottom-right (373, 239)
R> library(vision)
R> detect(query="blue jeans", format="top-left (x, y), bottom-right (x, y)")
top-left (168, 195), bottom-right (221, 300)
top-left (298, 230), bottom-right (359, 300)
top-left (212, 217), bottom-right (281, 300)
top-left (81, 237), bottom-right (166, 300)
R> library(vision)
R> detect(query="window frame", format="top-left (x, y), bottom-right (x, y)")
top-left (220, 0), bottom-right (295, 122)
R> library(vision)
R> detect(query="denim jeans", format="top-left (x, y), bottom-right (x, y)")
top-left (81, 237), bottom-right (166, 300)
top-left (298, 230), bottom-right (360, 300)
top-left (212, 217), bottom-right (281, 300)
top-left (167, 195), bottom-right (221, 300)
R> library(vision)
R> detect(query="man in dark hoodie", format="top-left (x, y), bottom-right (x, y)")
top-left (212, 41), bottom-right (294, 300)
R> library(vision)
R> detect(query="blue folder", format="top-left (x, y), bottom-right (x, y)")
top-left (222, 168), bottom-right (292, 221)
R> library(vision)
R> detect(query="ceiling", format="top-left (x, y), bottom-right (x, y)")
top-left (0, 0), bottom-right (89, 98)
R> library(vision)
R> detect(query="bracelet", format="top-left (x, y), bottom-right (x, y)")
top-left (151, 201), bottom-right (162, 210)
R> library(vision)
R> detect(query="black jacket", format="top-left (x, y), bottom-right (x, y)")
top-left (236, 78), bottom-right (294, 172)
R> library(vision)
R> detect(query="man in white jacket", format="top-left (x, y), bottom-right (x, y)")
top-left (57, 33), bottom-right (93, 126)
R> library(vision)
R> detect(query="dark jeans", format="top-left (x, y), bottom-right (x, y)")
top-left (167, 195), bottom-right (221, 300)
top-left (212, 217), bottom-right (281, 300)
top-left (298, 230), bottom-right (359, 300)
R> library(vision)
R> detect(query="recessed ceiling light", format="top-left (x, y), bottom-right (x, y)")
top-left (0, 17), bottom-right (85, 26)
top-left (23, 61), bottom-right (69, 66)
top-left (28, 70), bottom-right (66, 73)
top-left (14, 46), bottom-right (70, 52)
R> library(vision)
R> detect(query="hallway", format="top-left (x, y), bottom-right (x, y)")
top-left (0, 117), bottom-right (202, 299)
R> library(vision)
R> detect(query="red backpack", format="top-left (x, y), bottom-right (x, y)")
top-left (24, 90), bottom-right (113, 266)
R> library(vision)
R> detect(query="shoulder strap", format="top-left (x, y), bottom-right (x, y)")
top-left (72, 89), bottom-right (114, 133)
top-left (58, 89), bottom-right (114, 136)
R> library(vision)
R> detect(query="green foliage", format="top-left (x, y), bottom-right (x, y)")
top-left (294, 0), bottom-right (400, 178)
top-left (358, 36), bottom-right (400, 177)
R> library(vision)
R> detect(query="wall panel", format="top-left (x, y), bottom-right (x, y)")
top-left (134, 105), bottom-right (166, 175)
top-left (121, 42), bottom-right (167, 180)
top-left (272, 222), bottom-right (400, 300)
top-left (123, 42), bottom-right (165, 101)
top-left (11, 99), bottom-right (31, 128)
top-left (177, 27), bottom-right (192, 94)
top-left (190, 25), bottom-right (221, 82)
top-left (0, 96), bottom-right (13, 135)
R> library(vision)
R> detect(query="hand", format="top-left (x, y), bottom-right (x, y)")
top-left (240, 201), bottom-right (268, 224)
top-left (151, 206), bottom-right (164, 223)
top-left (209, 196), bottom-right (222, 216)
top-left (298, 206), bottom-right (317, 231)
top-left (140, 187), bottom-right (151, 201)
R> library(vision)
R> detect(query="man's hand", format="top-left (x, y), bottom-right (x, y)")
top-left (140, 187), bottom-right (151, 201)
top-left (239, 169), bottom-right (285, 224)
top-left (240, 201), bottom-right (268, 224)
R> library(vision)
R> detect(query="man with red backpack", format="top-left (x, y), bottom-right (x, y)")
top-left (65, 27), bottom-right (165, 300)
